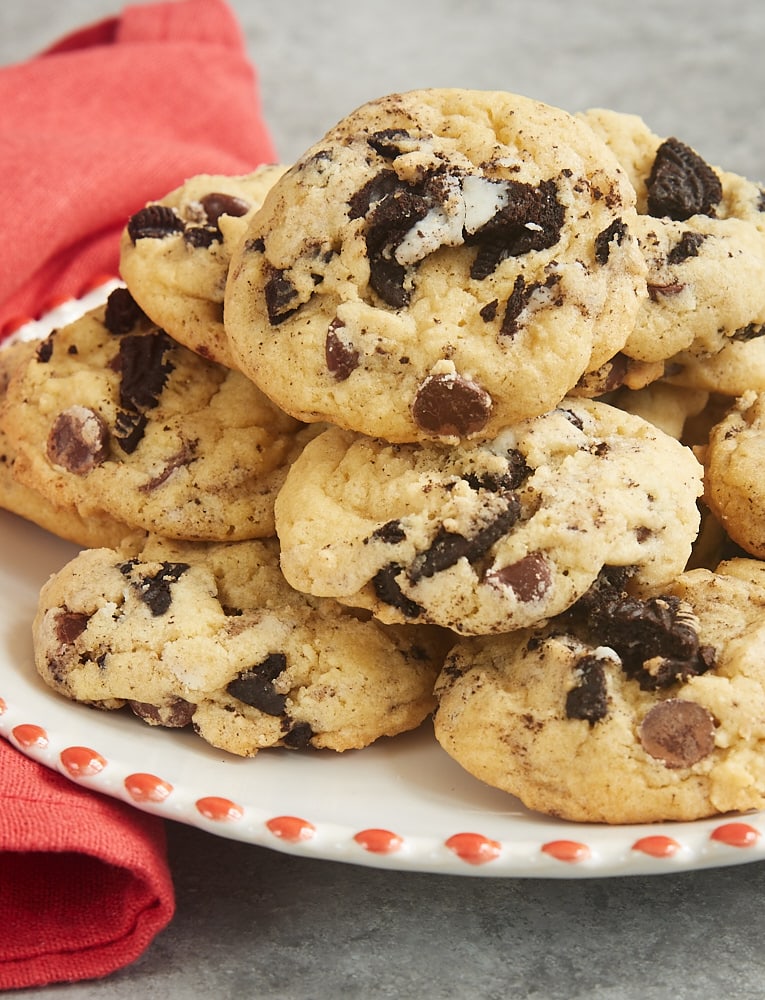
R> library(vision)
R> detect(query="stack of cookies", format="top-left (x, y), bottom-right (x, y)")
top-left (4, 88), bottom-right (765, 824)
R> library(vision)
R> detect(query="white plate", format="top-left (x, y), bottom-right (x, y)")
top-left (2, 289), bottom-right (765, 879)
top-left (3, 509), bottom-right (765, 879)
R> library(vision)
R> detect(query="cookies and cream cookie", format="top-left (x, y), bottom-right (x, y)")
top-left (32, 535), bottom-right (448, 755)
top-left (120, 166), bottom-right (288, 369)
top-left (434, 558), bottom-right (765, 823)
top-left (225, 89), bottom-right (647, 442)
top-left (274, 397), bottom-right (702, 634)
top-left (1, 288), bottom-right (308, 541)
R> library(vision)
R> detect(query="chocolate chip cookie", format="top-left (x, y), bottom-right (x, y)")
top-left (1, 288), bottom-right (308, 541)
top-left (32, 534), bottom-right (448, 755)
top-left (434, 558), bottom-right (765, 823)
top-left (274, 397), bottom-right (702, 634)
top-left (225, 89), bottom-right (647, 442)
top-left (120, 166), bottom-right (287, 369)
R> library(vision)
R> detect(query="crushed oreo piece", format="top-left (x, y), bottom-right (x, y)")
top-left (367, 129), bottom-right (415, 159)
top-left (594, 219), bottom-right (628, 265)
top-left (639, 698), bottom-right (715, 768)
top-left (111, 330), bottom-right (175, 454)
top-left (183, 226), bottom-right (222, 249)
top-left (371, 520), bottom-right (407, 545)
top-left (264, 268), bottom-right (299, 325)
top-left (227, 653), bottom-right (288, 716)
top-left (127, 204), bottom-right (185, 242)
top-left (646, 138), bottom-right (723, 220)
top-left (372, 564), bottom-right (424, 618)
top-left (325, 320), bottom-right (360, 380)
top-left (104, 287), bottom-right (145, 335)
top-left (499, 273), bottom-right (559, 338)
top-left (46, 406), bottom-right (109, 475)
top-left (667, 230), bottom-right (707, 265)
top-left (412, 372), bottom-right (493, 437)
top-left (119, 560), bottom-right (189, 616)
top-left (281, 720), bottom-right (314, 749)
top-left (565, 654), bottom-right (609, 724)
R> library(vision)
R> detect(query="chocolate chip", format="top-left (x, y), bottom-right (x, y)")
top-left (565, 654), bottom-right (609, 723)
top-left (46, 406), bottom-right (109, 475)
top-left (646, 138), bottom-right (723, 220)
top-left (409, 500), bottom-right (521, 583)
top-left (264, 268), bottom-right (299, 325)
top-left (667, 230), bottom-right (707, 265)
top-left (227, 653), bottom-right (288, 716)
top-left (112, 330), bottom-right (175, 454)
top-left (468, 179), bottom-right (564, 279)
top-left (54, 609), bottom-right (90, 645)
top-left (127, 204), bottom-right (185, 242)
top-left (198, 192), bottom-right (250, 225)
top-left (647, 282), bottom-right (686, 301)
top-left (119, 560), bottom-right (189, 616)
top-left (372, 564), bottom-right (424, 619)
top-left (485, 551), bottom-right (552, 602)
top-left (412, 373), bottom-right (492, 437)
top-left (639, 698), bottom-right (715, 768)
top-left (594, 219), bottom-right (628, 265)
top-left (325, 320), bottom-right (360, 380)
top-left (129, 698), bottom-right (196, 728)
top-left (104, 287), bottom-right (145, 335)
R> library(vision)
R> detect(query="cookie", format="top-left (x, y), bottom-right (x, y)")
top-left (274, 397), bottom-right (702, 634)
top-left (434, 558), bottom-right (765, 823)
top-left (120, 166), bottom-right (288, 369)
top-left (1, 287), bottom-right (308, 541)
top-left (0, 339), bottom-right (137, 547)
top-left (605, 379), bottom-right (709, 440)
top-left (32, 534), bottom-right (448, 755)
top-left (579, 108), bottom-right (765, 364)
top-left (225, 88), bottom-right (647, 443)
top-left (702, 390), bottom-right (765, 558)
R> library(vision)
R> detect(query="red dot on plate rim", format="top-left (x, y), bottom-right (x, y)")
top-left (354, 828), bottom-right (404, 854)
top-left (710, 821), bottom-right (761, 848)
top-left (445, 832), bottom-right (502, 866)
top-left (59, 745), bottom-right (107, 777)
top-left (541, 839), bottom-right (591, 863)
top-left (195, 796), bottom-right (244, 822)
top-left (12, 724), bottom-right (49, 749)
top-left (124, 772), bottom-right (173, 804)
top-left (631, 835), bottom-right (682, 858)
top-left (266, 815), bottom-right (316, 843)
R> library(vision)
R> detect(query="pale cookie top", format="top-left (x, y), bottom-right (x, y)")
top-left (32, 535), bottom-right (448, 756)
top-left (434, 558), bottom-right (765, 823)
top-left (579, 107), bottom-right (765, 364)
top-left (1, 289), bottom-right (308, 541)
top-left (274, 397), bottom-right (702, 634)
top-left (225, 89), bottom-right (647, 443)
top-left (120, 166), bottom-right (288, 370)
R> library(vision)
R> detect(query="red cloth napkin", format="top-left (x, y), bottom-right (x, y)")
top-left (0, 0), bottom-right (277, 988)
top-left (0, 0), bottom-right (276, 339)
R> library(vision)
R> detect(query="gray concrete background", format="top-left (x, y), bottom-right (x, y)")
top-left (4, 1), bottom-right (765, 997)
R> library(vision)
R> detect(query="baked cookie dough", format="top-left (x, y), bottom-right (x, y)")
top-left (434, 558), bottom-right (765, 823)
top-left (1, 288), bottom-right (307, 541)
top-left (32, 535), bottom-right (447, 755)
top-left (225, 88), bottom-right (647, 442)
top-left (702, 390), bottom-right (765, 558)
top-left (274, 397), bottom-right (702, 634)
top-left (120, 166), bottom-right (287, 369)
top-left (579, 107), bottom-right (765, 364)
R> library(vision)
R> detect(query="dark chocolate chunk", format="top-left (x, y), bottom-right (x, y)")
top-left (199, 192), bottom-right (250, 225)
top-left (46, 406), bottom-right (109, 475)
top-left (129, 698), bottom-right (196, 728)
top-left (119, 560), bottom-right (189, 616)
top-left (264, 268), bottom-right (299, 325)
top-left (594, 219), bottom-right (628, 265)
top-left (227, 653), bottom-right (288, 716)
top-left (565, 654), bottom-right (609, 723)
top-left (468, 179), bottom-right (564, 279)
top-left (112, 330), bottom-right (175, 454)
top-left (104, 287), bottom-right (145, 335)
top-left (325, 320), bottom-right (360, 380)
top-left (646, 138), bottom-right (723, 220)
top-left (372, 564), bottom-right (424, 619)
top-left (54, 609), bottom-right (90, 646)
top-left (667, 230), bottom-right (707, 265)
top-left (639, 698), bottom-right (715, 768)
top-left (411, 372), bottom-right (493, 437)
top-left (486, 551), bottom-right (552, 603)
top-left (127, 204), bottom-right (185, 243)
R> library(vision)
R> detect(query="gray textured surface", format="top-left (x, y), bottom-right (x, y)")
top-left (4, 1), bottom-right (765, 997)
